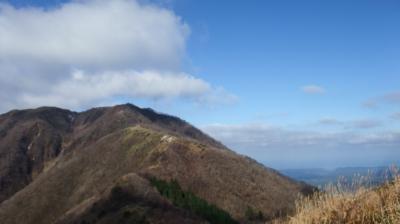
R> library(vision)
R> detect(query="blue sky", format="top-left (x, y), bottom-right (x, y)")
top-left (177, 0), bottom-right (400, 122)
top-left (0, 0), bottom-right (399, 169)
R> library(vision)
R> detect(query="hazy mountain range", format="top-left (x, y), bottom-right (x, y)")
top-left (281, 166), bottom-right (395, 188)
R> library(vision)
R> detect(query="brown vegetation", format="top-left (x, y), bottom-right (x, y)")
top-left (0, 104), bottom-right (313, 224)
top-left (285, 170), bottom-right (400, 224)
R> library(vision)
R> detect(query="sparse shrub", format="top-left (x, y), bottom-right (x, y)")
top-left (122, 210), bottom-right (131, 218)
top-left (288, 168), bottom-right (400, 224)
top-left (97, 210), bottom-right (106, 218)
top-left (245, 206), bottom-right (264, 221)
top-left (257, 211), bottom-right (264, 220)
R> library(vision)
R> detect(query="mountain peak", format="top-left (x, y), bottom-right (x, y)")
top-left (0, 104), bottom-right (315, 223)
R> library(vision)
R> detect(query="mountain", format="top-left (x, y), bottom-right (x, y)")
top-left (281, 167), bottom-right (392, 188)
top-left (0, 104), bottom-right (314, 223)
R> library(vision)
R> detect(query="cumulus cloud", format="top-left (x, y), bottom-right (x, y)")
top-left (19, 70), bottom-right (225, 109)
top-left (301, 85), bottom-right (325, 94)
top-left (0, 0), bottom-right (188, 70)
top-left (0, 0), bottom-right (235, 112)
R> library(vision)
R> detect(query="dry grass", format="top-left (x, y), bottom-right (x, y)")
top-left (286, 168), bottom-right (400, 224)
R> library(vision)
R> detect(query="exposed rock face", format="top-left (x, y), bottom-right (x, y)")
top-left (0, 104), bottom-right (314, 224)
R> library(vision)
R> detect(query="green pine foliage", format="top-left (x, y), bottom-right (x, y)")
top-left (149, 177), bottom-right (238, 224)
top-left (245, 206), bottom-right (264, 221)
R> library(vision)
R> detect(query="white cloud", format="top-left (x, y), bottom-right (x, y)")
top-left (363, 91), bottom-right (400, 109)
top-left (362, 100), bottom-right (378, 109)
top-left (0, 0), bottom-right (235, 111)
top-left (318, 118), bottom-right (342, 125)
top-left (202, 123), bottom-right (397, 149)
top-left (20, 70), bottom-right (226, 109)
top-left (318, 117), bottom-right (383, 129)
top-left (202, 123), bottom-right (400, 168)
top-left (0, 0), bottom-right (189, 70)
top-left (384, 91), bottom-right (400, 104)
top-left (301, 85), bottom-right (325, 94)
top-left (350, 119), bottom-right (382, 129)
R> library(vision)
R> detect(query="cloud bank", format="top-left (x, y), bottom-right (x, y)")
top-left (202, 123), bottom-right (400, 168)
top-left (318, 118), bottom-right (383, 129)
top-left (203, 123), bottom-right (399, 149)
top-left (20, 70), bottom-right (226, 109)
top-left (0, 0), bottom-right (234, 111)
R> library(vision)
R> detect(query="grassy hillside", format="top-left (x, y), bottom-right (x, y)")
top-left (285, 171), bottom-right (400, 224)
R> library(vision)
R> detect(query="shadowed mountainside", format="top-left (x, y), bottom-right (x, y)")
top-left (0, 104), bottom-right (314, 223)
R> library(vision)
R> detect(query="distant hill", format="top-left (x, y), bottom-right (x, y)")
top-left (0, 104), bottom-right (314, 224)
top-left (281, 167), bottom-right (393, 188)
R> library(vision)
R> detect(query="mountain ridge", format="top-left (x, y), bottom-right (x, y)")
top-left (0, 104), bottom-right (314, 223)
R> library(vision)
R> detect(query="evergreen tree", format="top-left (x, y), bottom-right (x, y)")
top-left (150, 177), bottom-right (238, 224)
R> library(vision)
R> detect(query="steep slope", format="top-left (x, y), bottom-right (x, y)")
top-left (56, 173), bottom-right (206, 224)
top-left (0, 104), bottom-right (314, 223)
top-left (0, 107), bottom-right (74, 202)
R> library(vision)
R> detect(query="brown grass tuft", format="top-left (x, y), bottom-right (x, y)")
top-left (286, 167), bottom-right (400, 224)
